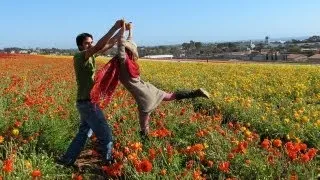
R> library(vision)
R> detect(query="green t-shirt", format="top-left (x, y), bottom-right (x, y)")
top-left (73, 51), bottom-right (96, 100)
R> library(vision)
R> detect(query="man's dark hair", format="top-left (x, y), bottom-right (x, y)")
top-left (76, 33), bottom-right (93, 48)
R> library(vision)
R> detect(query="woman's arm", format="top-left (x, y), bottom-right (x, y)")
top-left (117, 21), bottom-right (126, 62)
top-left (126, 22), bottom-right (133, 40)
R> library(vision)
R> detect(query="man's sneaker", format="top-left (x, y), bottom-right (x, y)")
top-left (139, 131), bottom-right (149, 141)
top-left (55, 156), bottom-right (78, 169)
top-left (198, 88), bottom-right (210, 99)
top-left (101, 158), bottom-right (115, 166)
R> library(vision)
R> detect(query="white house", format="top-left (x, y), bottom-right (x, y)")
top-left (143, 55), bottom-right (174, 59)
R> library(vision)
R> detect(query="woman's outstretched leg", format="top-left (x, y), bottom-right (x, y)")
top-left (163, 92), bottom-right (176, 101)
top-left (163, 88), bottom-right (210, 101)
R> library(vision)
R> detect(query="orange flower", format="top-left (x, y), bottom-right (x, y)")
top-left (72, 174), bottom-right (83, 180)
top-left (193, 169), bottom-right (205, 180)
top-left (113, 150), bottom-right (123, 160)
top-left (159, 169), bottom-right (167, 176)
top-left (273, 139), bottom-right (282, 148)
top-left (289, 173), bottom-right (298, 180)
top-left (139, 159), bottom-right (153, 173)
top-left (0, 136), bottom-right (4, 144)
top-left (131, 142), bottom-right (143, 151)
top-left (218, 161), bottom-right (230, 173)
top-left (233, 141), bottom-right (248, 154)
top-left (150, 127), bottom-right (172, 138)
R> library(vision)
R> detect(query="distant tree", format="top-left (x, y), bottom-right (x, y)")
top-left (195, 42), bottom-right (202, 49)
top-left (189, 40), bottom-right (195, 49)
top-left (291, 39), bottom-right (301, 44)
top-left (254, 43), bottom-right (264, 52)
top-left (306, 35), bottom-right (320, 43)
top-left (288, 45), bottom-right (301, 53)
top-left (182, 43), bottom-right (191, 51)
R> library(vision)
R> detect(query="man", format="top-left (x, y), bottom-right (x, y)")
top-left (56, 19), bottom-right (124, 167)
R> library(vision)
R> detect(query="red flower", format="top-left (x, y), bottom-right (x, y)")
top-left (300, 153), bottom-right (310, 163)
top-left (288, 151), bottom-right (298, 161)
top-left (102, 162), bottom-right (123, 177)
top-left (228, 153), bottom-right (235, 160)
top-left (14, 121), bottom-right (22, 127)
top-left (218, 161), bottom-right (230, 173)
top-left (267, 155), bottom-right (274, 164)
top-left (206, 160), bottom-right (214, 167)
top-left (299, 143), bottom-right (307, 151)
top-left (139, 159), bottom-right (153, 173)
top-left (148, 148), bottom-right (157, 161)
top-left (186, 160), bottom-right (194, 169)
top-left (31, 169), bottom-right (41, 178)
top-left (261, 139), bottom-right (270, 150)
top-left (306, 148), bottom-right (318, 159)
top-left (2, 159), bottom-right (13, 173)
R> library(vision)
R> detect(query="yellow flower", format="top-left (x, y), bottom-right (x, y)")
top-left (301, 116), bottom-right (309, 123)
top-left (12, 129), bottom-right (19, 136)
top-left (244, 130), bottom-right (252, 137)
top-left (25, 160), bottom-right (32, 169)
top-left (284, 118), bottom-right (290, 124)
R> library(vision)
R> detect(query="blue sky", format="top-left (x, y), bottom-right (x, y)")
top-left (1, 0), bottom-right (320, 49)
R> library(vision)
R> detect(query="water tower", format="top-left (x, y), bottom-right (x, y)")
top-left (265, 36), bottom-right (269, 45)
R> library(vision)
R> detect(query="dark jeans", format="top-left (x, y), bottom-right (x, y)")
top-left (62, 101), bottom-right (113, 164)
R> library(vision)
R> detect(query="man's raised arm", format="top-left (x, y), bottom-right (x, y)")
top-left (84, 19), bottom-right (123, 60)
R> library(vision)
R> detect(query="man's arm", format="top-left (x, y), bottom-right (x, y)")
top-left (84, 19), bottom-right (123, 60)
top-left (96, 31), bottom-right (121, 55)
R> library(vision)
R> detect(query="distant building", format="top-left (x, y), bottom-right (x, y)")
top-left (223, 52), bottom-right (249, 60)
top-left (287, 54), bottom-right (308, 62)
top-left (18, 50), bottom-right (28, 54)
top-left (143, 55), bottom-right (174, 59)
top-left (301, 48), bottom-right (318, 52)
top-left (308, 54), bottom-right (320, 63)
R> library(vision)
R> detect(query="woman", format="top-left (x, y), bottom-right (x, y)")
top-left (91, 21), bottom-right (210, 138)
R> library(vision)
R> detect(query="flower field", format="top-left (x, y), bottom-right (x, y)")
top-left (0, 54), bottom-right (319, 179)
